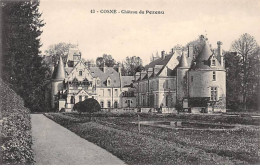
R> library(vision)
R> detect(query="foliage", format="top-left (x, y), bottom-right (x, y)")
top-left (0, 79), bottom-right (34, 164)
top-left (121, 56), bottom-right (143, 76)
top-left (44, 42), bottom-right (77, 66)
top-left (96, 54), bottom-right (116, 67)
top-left (225, 52), bottom-right (243, 110)
top-left (230, 33), bottom-right (260, 111)
top-left (73, 98), bottom-right (101, 114)
top-left (1, 0), bottom-right (51, 112)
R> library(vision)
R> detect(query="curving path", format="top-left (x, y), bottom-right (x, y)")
top-left (31, 114), bottom-right (124, 165)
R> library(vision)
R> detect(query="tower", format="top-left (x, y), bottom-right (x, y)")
top-left (188, 39), bottom-right (226, 112)
top-left (177, 51), bottom-right (189, 109)
top-left (51, 56), bottom-right (66, 109)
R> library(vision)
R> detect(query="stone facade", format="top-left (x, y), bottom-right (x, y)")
top-left (51, 48), bottom-right (135, 112)
top-left (134, 37), bottom-right (226, 113)
top-left (51, 36), bottom-right (226, 113)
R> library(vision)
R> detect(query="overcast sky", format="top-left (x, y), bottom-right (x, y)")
top-left (39, 0), bottom-right (260, 64)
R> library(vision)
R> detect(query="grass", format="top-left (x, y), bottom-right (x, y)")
top-left (44, 112), bottom-right (260, 165)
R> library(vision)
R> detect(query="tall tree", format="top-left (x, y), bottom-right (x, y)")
top-left (225, 52), bottom-right (243, 110)
top-left (96, 54), bottom-right (116, 67)
top-left (1, 0), bottom-right (50, 111)
top-left (122, 56), bottom-right (143, 76)
top-left (44, 42), bottom-right (77, 65)
top-left (230, 33), bottom-right (260, 111)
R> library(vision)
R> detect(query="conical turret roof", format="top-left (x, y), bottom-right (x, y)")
top-left (53, 56), bottom-right (66, 80)
top-left (193, 41), bottom-right (213, 69)
top-left (179, 52), bottom-right (189, 68)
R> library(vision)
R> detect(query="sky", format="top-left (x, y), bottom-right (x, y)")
top-left (39, 0), bottom-right (260, 64)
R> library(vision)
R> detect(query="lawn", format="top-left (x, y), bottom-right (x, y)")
top-left (44, 112), bottom-right (260, 165)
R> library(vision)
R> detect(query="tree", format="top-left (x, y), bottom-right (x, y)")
top-left (225, 52), bottom-right (243, 110)
top-left (44, 42), bottom-right (77, 65)
top-left (230, 33), bottom-right (260, 111)
top-left (1, 0), bottom-right (50, 111)
top-left (122, 56), bottom-right (143, 76)
top-left (96, 54), bottom-right (116, 67)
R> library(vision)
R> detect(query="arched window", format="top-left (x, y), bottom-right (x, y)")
top-left (70, 96), bottom-right (75, 104)
top-left (107, 101), bottom-right (111, 108)
top-left (114, 101), bottom-right (118, 108)
top-left (100, 101), bottom-right (104, 108)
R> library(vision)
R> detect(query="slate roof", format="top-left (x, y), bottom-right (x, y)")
top-left (179, 53), bottom-right (189, 68)
top-left (52, 56), bottom-right (66, 80)
top-left (192, 41), bottom-right (224, 70)
top-left (89, 67), bottom-right (121, 87)
top-left (135, 53), bottom-right (174, 81)
top-left (121, 76), bottom-right (134, 87)
top-left (144, 53), bottom-right (173, 70)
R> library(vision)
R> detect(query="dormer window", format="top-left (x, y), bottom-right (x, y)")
top-left (107, 79), bottom-right (111, 86)
top-left (212, 59), bottom-right (216, 66)
top-left (97, 78), bottom-right (100, 86)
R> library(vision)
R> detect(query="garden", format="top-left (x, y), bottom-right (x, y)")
top-left (44, 111), bottom-right (260, 165)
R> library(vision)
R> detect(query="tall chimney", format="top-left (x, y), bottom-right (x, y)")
top-left (188, 44), bottom-right (193, 58)
top-left (102, 61), bottom-right (106, 73)
top-left (161, 50), bottom-right (165, 59)
top-left (217, 41), bottom-right (224, 66)
top-left (171, 48), bottom-right (174, 54)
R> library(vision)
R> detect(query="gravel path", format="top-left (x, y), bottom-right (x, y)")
top-left (31, 114), bottom-right (125, 165)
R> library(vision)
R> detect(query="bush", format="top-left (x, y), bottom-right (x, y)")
top-left (0, 79), bottom-right (34, 164)
top-left (73, 98), bottom-right (101, 114)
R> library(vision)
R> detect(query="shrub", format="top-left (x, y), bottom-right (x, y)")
top-left (73, 98), bottom-right (101, 115)
top-left (0, 79), bottom-right (34, 164)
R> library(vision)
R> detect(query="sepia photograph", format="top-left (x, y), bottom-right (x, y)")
top-left (0, 0), bottom-right (260, 165)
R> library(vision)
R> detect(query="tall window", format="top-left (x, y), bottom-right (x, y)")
top-left (213, 71), bottom-right (216, 81)
top-left (107, 79), bottom-right (111, 86)
top-left (211, 87), bottom-right (218, 101)
top-left (165, 80), bottom-right (168, 89)
top-left (107, 101), bottom-right (111, 108)
top-left (114, 101), bottom-right (118, 108)
top-left (100, 101), bottom-right (104, 108)
top-left (166, 95), bottom-right (168, 107)
top-left (79, 95), bottom-right (82, 102)
top-left (115, 89), bottom-right (118, 97)
top-left (79, 71), bottom-right (82, 76)
top-left (191, 76), bottom-right (193, 82)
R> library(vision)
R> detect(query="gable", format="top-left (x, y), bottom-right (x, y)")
top-left (76, 89), bottom-right (91, 96)
top-left (67, 60), bottom-right (94, 82)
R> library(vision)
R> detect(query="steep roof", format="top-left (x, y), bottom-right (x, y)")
top-left (192, 41), bottom-right (224, 70)
top-left (144, 53), bottom-right (173, 70)
top-left (52, 56), bottom-right (66, 80)
top-left (179, 53), bottom-right (189, 68)
top-left (89, 67), bottom-right (121, 87)
top-left (121, 76), bottom-right (134, 87)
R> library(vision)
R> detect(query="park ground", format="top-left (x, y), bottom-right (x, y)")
top-left (44, 111), bottom-right (260, 165)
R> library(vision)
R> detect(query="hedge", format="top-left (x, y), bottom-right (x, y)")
top-left (0, 79), bottom-right (34, 164)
